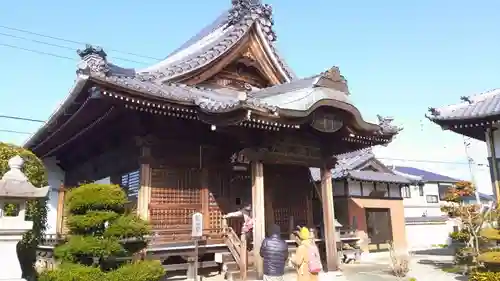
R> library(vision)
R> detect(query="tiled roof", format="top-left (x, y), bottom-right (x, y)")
top-left (343, 170), bottom-right (410, 184)
top-left (427, 89), bottom-right (500, 121)
top-left (136, 1), bottom-right (296, 83)
top-left (88, 74), bottom-right (277, 114)
top-left (24, 1), bottom-right (402, 149)
top-left (392, 166), bottom-right (461, 183)
top-left (309, 149), bottom-right (410, 184)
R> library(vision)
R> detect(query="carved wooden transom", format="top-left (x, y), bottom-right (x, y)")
top-left (204, 60), bottom-right (271, 90)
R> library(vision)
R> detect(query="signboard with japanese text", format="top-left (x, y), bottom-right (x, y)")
top-left (191, 212), bottom-right (203, 238)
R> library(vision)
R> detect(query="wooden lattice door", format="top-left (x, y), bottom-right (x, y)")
top-left (149, 167), bottom-right (202, 243)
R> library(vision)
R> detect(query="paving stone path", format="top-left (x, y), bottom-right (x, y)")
top-left (165, 248), bottom-right (468, 280)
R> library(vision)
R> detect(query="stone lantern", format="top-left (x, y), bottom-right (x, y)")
top-left (0, 156), bottom-right (49, 281)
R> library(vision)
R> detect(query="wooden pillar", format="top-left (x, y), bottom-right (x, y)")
top-left (55, 184), bottom-right (65, 235)
top-left (137, 145), bottom-right (152, 221)
top-left (251, 160), bottom-right (265, 279)
top-left (320, 166), bottom-right (340, 272)
top-left (306, 195), bottom-right (314, 227)
top-left (487, 128), bottom-right (500, 203)
top-left (201, 168), bottom-right (210, 233)
top-left (264, 186), bottom-right (275, 234)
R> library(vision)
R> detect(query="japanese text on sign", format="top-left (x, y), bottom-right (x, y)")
top-left (192, 212), bottom-right (203, 238)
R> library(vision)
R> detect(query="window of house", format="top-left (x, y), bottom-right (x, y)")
top-left (418, 185), bottom-right (424, 196)
top-left (438, 183), bottom-right (452, 200)
top-left (401, 185), bottom-right (411, 198)
top-left (426, 195), bottom-right (439, 203)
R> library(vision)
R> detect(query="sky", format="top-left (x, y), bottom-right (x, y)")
top-left (0, 0), bottom-right (499, 194)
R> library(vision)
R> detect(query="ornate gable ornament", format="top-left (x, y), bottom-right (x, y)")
top-left (319, 66), bottom-right (350, 94)
top-left (428, 107), bottom-right (440, 116)
top-left (76, 44), bottom-right (110, 75)
top-left (376, 115), bottom-right (402, 135)
top-left (228, 0), bottom-right (276, 41)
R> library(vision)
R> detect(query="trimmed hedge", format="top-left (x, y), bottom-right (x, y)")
top-left (482, 228), bottom-right (500, 241)
top-left (38, 261), bottom-right (165, 281)
top-left (470, 271), bottom-right (500, 281)
top-left (65, 184), bottom-right (127, 214)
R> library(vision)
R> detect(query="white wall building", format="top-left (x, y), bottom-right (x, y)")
top-left (392, 166), bottom-right (460, 250)
top-left (42, 157), bottom-right (65, 235)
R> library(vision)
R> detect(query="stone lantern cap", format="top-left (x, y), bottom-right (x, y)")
top-left (0, 156), bottom-right (49, 199)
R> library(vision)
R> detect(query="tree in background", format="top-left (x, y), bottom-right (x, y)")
top-left (0, 142), bottom-right (48, 280)
top-left (39, 183), bottom-right (165, 281)
top-left (439, 181), bottom-right (500, 280)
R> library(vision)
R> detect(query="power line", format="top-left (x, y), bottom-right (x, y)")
top-left (0, 25), bottom-right (162, 61)
top-left (378, 157), bottom-right (489, 167)
top-left (0, 42), bottom-right (75, 61)
top-left (0, 129), bottom-right (32, 135)
top-left (0, 114), bottom-right (46, 123)
top-left (0, 32), bottom-right (148, 65)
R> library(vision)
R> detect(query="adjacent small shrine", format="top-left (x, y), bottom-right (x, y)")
top-left (0, 156), bottom-right (49, 281)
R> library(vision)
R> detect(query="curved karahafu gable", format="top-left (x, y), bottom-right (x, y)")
top-left (251, 66), bottom-right (402, 137)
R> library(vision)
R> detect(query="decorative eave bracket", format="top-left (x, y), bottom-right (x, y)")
top-left (376, 115), bottom-right (403, 136)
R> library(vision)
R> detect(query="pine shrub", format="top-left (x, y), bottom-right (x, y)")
top-left (39, 183), bottom-right (164, 281)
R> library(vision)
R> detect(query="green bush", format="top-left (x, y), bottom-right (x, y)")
top-left (106, 260), bottom-right (165, 281)
top-left (41, 183), bottom-right (164, 280)
top-left (482, 228), bottom-right (500, 241)
top-left (104, 214), bottom-right (151, 239)
top-left (39, 261), bottom-right (165, 281)
top-left (479, 252), bottom-right (500, 264)
top-left (66, 184), bottom-right (127, 214)
top-left (0, 142), bottom-right (48, 280)
top-left (38, 263), bottom-right (106, 281)
top-left (67, 211), bottom-right (119, 235)
top-left (469, 271), bottom-right (500, 281)
top-left (54, 236), bottom-right (125, 263)
top-left (449, 229), bottom-right (470, 243)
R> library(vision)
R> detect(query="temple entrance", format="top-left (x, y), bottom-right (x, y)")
top-left (365, 208), bottom-right (393, 252)
top-left (224, 165), bottom-right (314, 238)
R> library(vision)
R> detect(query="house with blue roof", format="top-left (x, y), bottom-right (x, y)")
top-left (391, 166), bottom-right (493, 250)
top-left (392, 166), bottom-right (459, 218)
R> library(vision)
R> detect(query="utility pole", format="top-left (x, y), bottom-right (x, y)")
top-left (463, 136), bottom-right (481, 204)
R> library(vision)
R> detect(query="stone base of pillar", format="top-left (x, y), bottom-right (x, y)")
top-left (186, 259), bottom-right (196, 280)
top-left (0, 231), bottom-right (27, 281)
